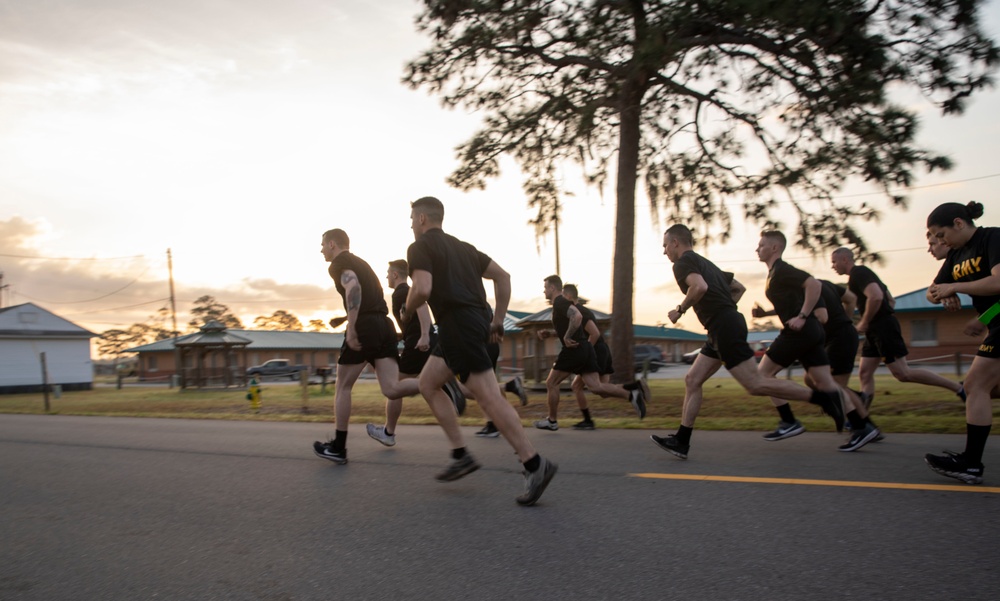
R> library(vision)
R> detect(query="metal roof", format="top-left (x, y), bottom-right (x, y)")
top-left (127, 329), bottom-right (346, 353)
top-left (0, 302), bottom-right (95, 338)
top-left (892, 287), bottom-right (974, 312)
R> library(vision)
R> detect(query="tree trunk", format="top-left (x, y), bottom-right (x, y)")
top-left (610, 84), bottom-right (643, 383)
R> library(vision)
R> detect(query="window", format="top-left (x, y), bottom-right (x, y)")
top-left (148, 355), bottom-right (158, 371)
top-left (911, 319), bottom-right (937, 347)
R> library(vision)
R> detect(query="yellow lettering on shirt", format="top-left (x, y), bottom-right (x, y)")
top-left (952, 256), bottom-right (984, 280)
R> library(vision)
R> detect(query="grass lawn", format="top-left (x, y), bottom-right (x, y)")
top-left (0, 373), bottom-right (984, 434)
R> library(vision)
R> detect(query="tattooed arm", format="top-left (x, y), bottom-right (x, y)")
top-left (340, 269), bottom-right (362, 350)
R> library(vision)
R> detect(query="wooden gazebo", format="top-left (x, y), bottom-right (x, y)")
top-left (174, 321), bottom-right (251, 389)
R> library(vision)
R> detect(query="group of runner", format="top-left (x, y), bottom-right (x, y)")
top-left (652, 201), bottom-right (998, 486)
top-left (313, 197), bottom-right (997, 504)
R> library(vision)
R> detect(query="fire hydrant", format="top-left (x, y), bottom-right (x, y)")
top-left (246, 377), bottom-right (261, 413)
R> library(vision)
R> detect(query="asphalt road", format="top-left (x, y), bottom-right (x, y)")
top-left (2, 414), bottom-right (998, 601)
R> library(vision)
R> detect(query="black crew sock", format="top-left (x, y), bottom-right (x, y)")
top-left (523, 454), bottom-right (541, 472)
top-left (486, 421), bottom-right (495, 429)
top-left (581, 408), bottom-right (592, 421)
top-left (676, 425), bottom-right (693, 445)
top-left (777, 403), bottom-right (796, 424)
top-left (964, 424), bottom-right (992, 464)
top-left (451, 447), bottom-right (467, 460)
top-left (623, 381), bottom-right (638, 391)
top-left (505, 380), bottom-right (516, 393)
top-left (846, 410), bottom-right (866, 431)
top-left (332, 429), bottom-right (348, 453)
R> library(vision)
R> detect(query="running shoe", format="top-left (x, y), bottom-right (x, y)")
top-left (435, 453), bottom-right (481, 482)
top-left (475, 423), bottom-right (500, 438)
top-left (366, 423), bottom-right (396, 447)
top-left (313, 440), bottom-right (347, 464)
top-left (837, 422), bottom-right (880, 452)
top-left (533, 419), bottom-right (559, 431)
top-left (572, 419), bottom-right (596, 431)
top-left (650, 434), bottom-right (689, 459)
top-left (629, 388), bottom-right (647, 419)
top-left (443, 380), bottom-right (467, 416)
top-left (507, 376), bottom-right (529, 406)
top-left (957, 385), bottom-right (967, 404)
top-left (516, 456), bottom-right (558, 506)
top-left (638, 378), bottom-right (652, 412)
top-left (762, 420), bottom-right (805, 441)
top-left (925, 451), bottom-right (984, 485)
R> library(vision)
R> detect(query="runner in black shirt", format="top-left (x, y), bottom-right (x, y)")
top-left (650, 225), bottom-right (845, 460)
top-left (312, 229), bottom-right (422, 465)
top-left (924, 201), bottom-right (1000, 484)
top-left (534, 275), bottom-right (648, 431)
top-left (402, 196), bottom-right (556, 505)
top-left (752, 231), bottom-right (878, 451)
top-left (564, 284), bottom-right (615, 431)
top-left (831, 247), bottom-right (964, 405)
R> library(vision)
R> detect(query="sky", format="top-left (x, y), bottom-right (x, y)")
top-left (2, 0), bottom-right (1000, 352)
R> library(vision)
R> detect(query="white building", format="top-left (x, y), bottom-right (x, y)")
top-left (0, 303), bottom-right (95, 394)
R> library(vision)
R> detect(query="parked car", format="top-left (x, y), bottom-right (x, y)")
top-left (246, 359), bottom-right (308, 380)
top-left (634, 345), bottom-right (665, 372)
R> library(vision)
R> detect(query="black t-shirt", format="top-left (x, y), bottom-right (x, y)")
top-left (819, 280), bottom-right (852, 334)
top-left (578, 304), bottom-right (605, 344)
top-left (391, 283), bottom-right (424, 345)
top-left (934, 226), bottom-right (1000, 314)
top-left (552, 295), bottom-right (587, 343)
top-left (328, 251), bottom-right (388, 315)
top-left (848, 265), bottom-right (893, 321)
top-left (406, 228), bottom-right (492, 317)
top-left (672, 250), bottom-right (738, 329)
top-left (765, 259), bottom-right (823, 323)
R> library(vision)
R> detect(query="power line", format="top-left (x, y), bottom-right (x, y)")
top-left (64, 298), bottom-right (172, 316)
top-left (12, 266), bottom-right (152, 304)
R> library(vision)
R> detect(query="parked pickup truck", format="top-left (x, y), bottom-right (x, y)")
top-left (246, 359), bottom-right (308, 380)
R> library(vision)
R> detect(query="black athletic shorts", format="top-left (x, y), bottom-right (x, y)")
top-left (553, 341), bottom-right (600, 375)
top-left (825, 324), bottom-right (859, 376)
top-left (765, 318), bottom-right (830, 369)
top-left (861, 316), bottom-right (909, 364)
top-left (399, 330), bottom-right (438, 375)
top-left (433, 306), bottom-right (495, 382)
top-left (431, 337), bottom-right (499, 369)
top-left (399, 346), bottom-right (432, 375)
top-left (338, 313), bottom-right (400, 366)
top-left (700, 310), bottom-right (755, 369)
top-left (977, 322), bottom-right (1000, 359)
top-left (594, 339), bottom-right (614, 375)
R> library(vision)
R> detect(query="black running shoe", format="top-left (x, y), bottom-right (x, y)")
top-left (507, 376), bottom-right (529, 406)
top-left (435, 453), bottom-right (481, 482)
top-left (650, 434), bottom-right (689, 459)
top-left (572, 419), bottom-right (596, 431)
top-left (516, 456), bottom-right (558, 506)
top-left (957, 385), bottom-right (967, 404)
top-left (762, 420), bottom-right (805, 441)
top-left (475, 423), bottom-right (500, 438)
top-left (838, 423), bottom-right (881, 452)
top-left (629, 388), bottom-right (647, 419)
top-left (313, 440), bottom-right (347, 464)
top-left (925, 451), bottom-right (984, 484)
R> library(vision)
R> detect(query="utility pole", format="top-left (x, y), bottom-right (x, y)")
top-left (0, 272), bottom-right (7, 308)
top-left (553, 198), bottom-right (561, 275)
top-left (167, 249), bottom-right (178, 338)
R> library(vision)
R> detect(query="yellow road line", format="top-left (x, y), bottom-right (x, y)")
top-left (628, 473), bottom-right (1000, 493)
